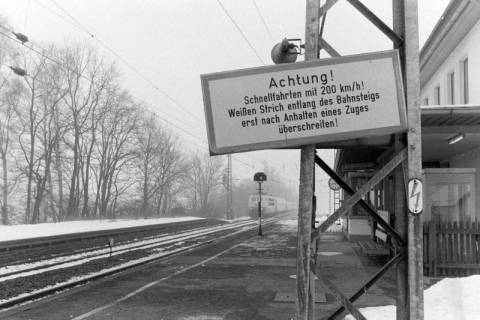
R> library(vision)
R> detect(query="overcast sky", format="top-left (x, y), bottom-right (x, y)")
top-left (0, 0), bottom-right (450, 215)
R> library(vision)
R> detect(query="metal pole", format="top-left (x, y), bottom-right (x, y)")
top-left (228, 154), bottom-right (233, 219)
top-left (258, 182), bottom-right (263, 236)
top-left (404, 1), bottom-right (424, 318)
top-left (296, 1), bottom-right (320, 319)
top-left (392, 2), bottom-right (408, 318)
top-left (393, 1), bottom-right (424, 319)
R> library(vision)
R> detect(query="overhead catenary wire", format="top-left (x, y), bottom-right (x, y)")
top-left (49, 0), bottom-right (204, 125)
top-left (26, 2), bottom-right (294, 172)
top-left (41, 2), bottom-right (290, 173)
top-left (215, 0), bottom-right (266, 66)
top-left (0, 29), bottom-right (268, 174)
top-left (33, 0), bottom-right (90, 35)
top-left (0, 27), bottom-right (207, 140)
top-left (23, 0), bottom-right (31, 33)
top-left (251, 0), bottom-right (275, 45)
top-left (34, 0), bottom-right (205, 130)
top-left (1, 7), bottom-right (293, 174)
top-left (1, 24), bottom-right (211, 146)
top-left (0, 32), bottom-right (210, 150)
top-left (0, 33), bottom-right (260, 171)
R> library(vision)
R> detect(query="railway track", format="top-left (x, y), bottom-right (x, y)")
top-left (0, 219), bottom-right (212, 265)
top-left (0, 214), bottom-right (288, 310)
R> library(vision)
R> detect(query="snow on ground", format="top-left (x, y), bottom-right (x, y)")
top-left (344, 275), bottom-right (480, 320)
top-left (277, 219), bottom-right (298, 227)
top-left (0, 217), bottom-right (203, 242)
top-left (0, 219), bottom-right (254, 279)
top-left (0, 220), bottom-right (258, 306)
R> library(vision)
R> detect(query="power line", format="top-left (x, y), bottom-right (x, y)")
top-left (24, 0), bottom-right (31, 32)
top-left (1, 27), bottom-right (266, 174)
top-left (48, 0), bottom-right (204, 125)
top-left (231, 156), bottom-right (255, 169)
top-left (33, 0), bottom-right (88, 35)
top-left (2, 8), bottom-right (286, 172)
top-left (1, 37), bottom-right (257, 171)
top-left (251, 0), bottom-right (275, 45)
top-left (3, 10), bottom-right (208, 143)
top-left (216, 0), bottom-right (266, 65)
top-left (28, 3), bottom-right (287, 173)
top-left (50, 0), bottom-right (94, 37)
top-left (0, 32), bottom-right (213, 155)
top-left (0, 27), bottom-right (209, 139)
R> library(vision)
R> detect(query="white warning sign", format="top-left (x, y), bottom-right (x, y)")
top-left (408, 179), bottom-right (423, 215)
top-left (201, 50), bottom-right (406, 155)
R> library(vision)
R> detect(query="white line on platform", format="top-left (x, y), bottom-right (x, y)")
top-left (71, 243), bottom-right (242, 320)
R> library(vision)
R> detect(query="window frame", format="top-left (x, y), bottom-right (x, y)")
top-left (447, 71), bottom-right (455, 105)
top-left (461, 58), bottom-right (469, 104)
top-left (434, 85), bottom-right (441, 105)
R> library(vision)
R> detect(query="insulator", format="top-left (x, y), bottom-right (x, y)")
top-left (12, 32), bottom-right (29, 44)
top-left (9, 66), bottom-right (27, 77)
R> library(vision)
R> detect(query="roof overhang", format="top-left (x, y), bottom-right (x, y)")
top-left (334, 105), bottom-right (480, 173)
top-left (420, 0), bottom-right (480, 88)
top-left (422, 105), bottom-right (480, 162)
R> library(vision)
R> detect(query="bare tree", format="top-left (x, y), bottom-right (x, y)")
top-left (0, 78), bottom-right (22, 224)
top-left (134, 117), bottom-right (183, 217)
top-left (93, 89), bottom-right (138, 218)
top-left (30, 59), bottom-right (68, 223)
top-left (156, 133), bottom-right (183, 216)
top-left (0, 29), bottom-right (223, 223)
top-left (60, 45), bottom-right (111, 218)
top-left (135, 116), bottom-right (161, 217)
top-left (184, 154), bottom-right (224, 216)
top-left (15, 53), bottom-right (49, 224)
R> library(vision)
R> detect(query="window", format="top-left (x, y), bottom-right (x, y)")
top-left (434, 86), bottom-right (440, 105)
top-left (461, 58), bottom-right (469, 104)
top-left (423, 97), bottom-right (429, 106)
top-left (447, 72), bottom-right (455, 104)
top-left (425, 169), bottom-right (476, 222)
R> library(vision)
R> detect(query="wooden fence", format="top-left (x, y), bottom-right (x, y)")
top-left (423, 221), bottom-right (480, 276)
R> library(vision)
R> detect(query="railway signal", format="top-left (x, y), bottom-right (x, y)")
top-left (254, 172), bottom-right (267, 236)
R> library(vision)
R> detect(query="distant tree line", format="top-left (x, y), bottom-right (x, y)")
top-left (0, 17), bottom-right (232, 224)
top-left (0, 17), bottom-right (297, 225)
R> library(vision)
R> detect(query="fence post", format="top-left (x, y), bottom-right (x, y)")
top-left (427, 221), bottom-right (437, 276)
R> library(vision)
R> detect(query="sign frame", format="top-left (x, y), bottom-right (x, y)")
top-left (201, 50), bottom-right (406, 155)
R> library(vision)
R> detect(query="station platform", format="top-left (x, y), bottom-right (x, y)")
top-left (3, 214), bottom-right (397, 320)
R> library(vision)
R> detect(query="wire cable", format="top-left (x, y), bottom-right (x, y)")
top-left (49, 0), bottom-right (204, 124)
top-left (251, 0), bottom-right (275, 45)
top-left (0, 27), bottom-right (207, 138)
top-left (20, 4), bottom-right (289, 172)
top-left (2, 13), bottom-right (286, 172)
top-left (0, 28), bottom-right (265, 172)
top-left (216, 0), bottom-right (266, 65)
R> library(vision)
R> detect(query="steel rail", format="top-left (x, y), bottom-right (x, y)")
top-left (0, 214), bottom-right (287, 311)
top-left (0, 219), bottom-right (210, 252)
top-left (0, 219), bottom-right (259, 279)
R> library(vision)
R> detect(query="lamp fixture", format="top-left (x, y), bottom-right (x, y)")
top-left (448, 133), bottom-right (465, 145)
top-left (271, 38), bottom-right (302, 64)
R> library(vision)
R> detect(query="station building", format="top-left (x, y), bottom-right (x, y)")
top-left (335, 0), bottom-right (480, 241)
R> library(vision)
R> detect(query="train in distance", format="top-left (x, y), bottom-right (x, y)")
top-left (247, 194), bottom-right (297, 219)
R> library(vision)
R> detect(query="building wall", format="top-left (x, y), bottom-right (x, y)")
top-left (421, 20), bottom-right (480, 105)
top-left (346, 216), bottom-right (370, 241)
